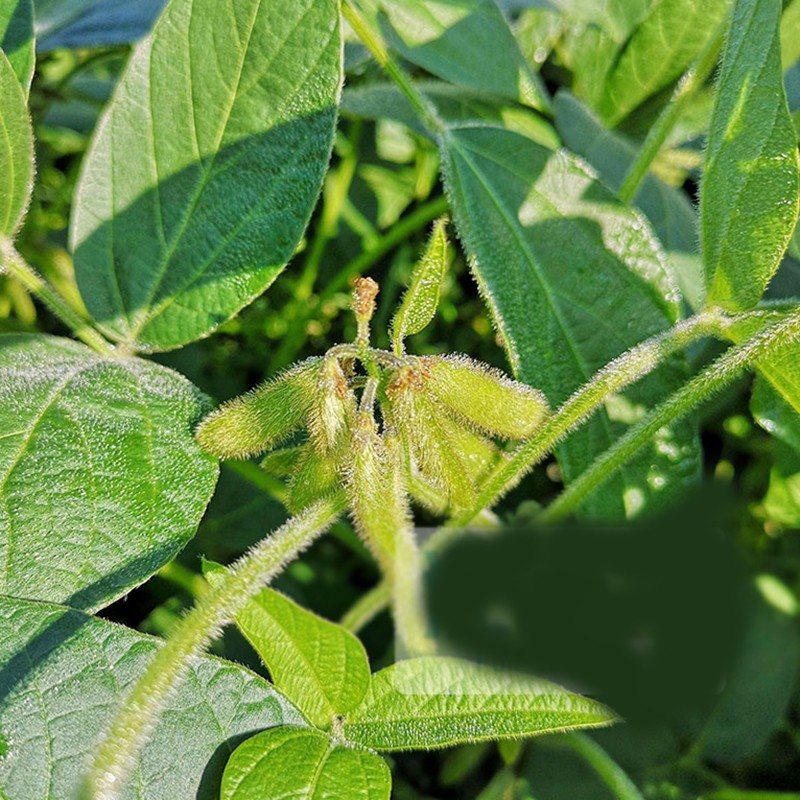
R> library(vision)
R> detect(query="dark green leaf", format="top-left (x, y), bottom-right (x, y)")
top-left (221, 727), bottom-right (391, 800)
top-left (0, 334), bottom-right (218, 610)
top-left (0, 0), bottom-right (34, 90)
top-left (702, 0), bottom-right (800, 310)
top-left (71, 0), bottom-right (342, 351)
top-left (0, 595), bottom-right (305, 800)
top-left (0, 47), bottom-right (33, 237)
top-left (598, 0), bottom-right (729, 126)
top-left (34, 0), bottom-right (165, 51)
top-left (440, 123), bottom-right (701, 518)
top-left (344, 656), bottom-right (617, 750)
top-left (374, 0), bottom-right (549, 110)
top-left (554, 90), bottom-right (704, 308)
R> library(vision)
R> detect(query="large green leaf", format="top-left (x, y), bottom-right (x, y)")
top-left (554, 91), bottom-right (704, 308)
top-left (343, 656), bottom-right (617, 750)
top-left (221, 728), bottom-right (391, 800)
top-left (701, 0), bottom-right (800, 311)
top-left (0, 334), bottom-right (218, 610)
top-left (440, 123), bottom-right (701, 518)
top-left (598, 0), bottom-right (729, 127)
top-left (0, 0), bottom-right (34, 90)
top-left (0, 595), bottom-right (304, 800)
top-left (373, 0), bottom-right (549, 111)
top-left (206, 570), bottom-right (372, 731)
top-left (71, 0), bottom-right (342, 351)
top-left (0, 47), bottom-right (33, 237)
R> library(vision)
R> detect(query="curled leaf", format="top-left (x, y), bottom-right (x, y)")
top-left (196, 358), bottom-right (320, 459)
top-left (390, 216), bottom-right (449, 352)
top-left (425, 355), bottom-right (549, 439)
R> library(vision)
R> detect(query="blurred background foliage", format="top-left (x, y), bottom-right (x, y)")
top-left (4, 0), bottom-right (800, 797)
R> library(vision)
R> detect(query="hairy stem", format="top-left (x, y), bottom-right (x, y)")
top-left (341, 580), bottom-right (392, 633)
top-left (618, 26), bottom-right (724, 203)
top-left (448, 312), bottom-right (723, 529)
top-left (81, 496), bottom-right (345, 800)
top-left (542, 307), bottom-right (800, 521)
top-left (0, 240), bottom-right (114, 355)
top-left (560, 733), bottom-right (646, 800)
top-left (341, 1), bottom-right (444, 136)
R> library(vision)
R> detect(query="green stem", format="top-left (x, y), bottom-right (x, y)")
top-left (80, 496), bottom-right (345, 800)
top-left (341, 1), bottom-right (444, 136)
top-left (0, 240), bottom-right (114, 355)
top-left (448, 311), bottom-right (722, 529)
top-left (561, 733), bottom-right (646, 800)
top-left (341, 581), bottom-right (391, 632)
top-left (618, 26), bottom-right (724, 203)
top-left (541, 307), bottom-right (800, 522)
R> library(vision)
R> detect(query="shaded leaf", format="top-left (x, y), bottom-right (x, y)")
top-left (702, 0), bottom-right (800, 311)
top-left (0, 595), bottom-right (304, 800)
top-left (0, 47), bottom-right (33, 237)
top-left (344, 656), bottom-right (617, 750)
top-left (440, 123), bottom-right (701, 519)
top-left (0, 334), bottom-right (218, 610)
top-left (0, 0), bottom-right (34, 90)
top-left (374, 0), bottom-right (549, 111)
top-left (71, 0), bottom-right (342, 351)
top-left (34, 0), bottom-right (165, 51)
top-left (221, 727), bottom-right (391, 800)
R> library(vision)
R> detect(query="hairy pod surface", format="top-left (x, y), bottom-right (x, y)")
top-left (309, 356), bottom-right (357, 453)
top-left (424, 354), bottom-right (550, 439)
top-left (196, 358), bottom-right (321, 459)
top-left (287, 442), bottom-right (342, 514)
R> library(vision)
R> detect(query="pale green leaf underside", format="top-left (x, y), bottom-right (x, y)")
top-left (343, 656), bottom-right (617, 750)
top-left (554, 91), bottom-right (704, 309)
top-left (0, 0), bottom-right (34, 91)
top-left (751, 375), bottom-right (800, 453)
top-left (441, 123), bottom-right (701, 519)
top-left (221, 728), bottom-right (390, 800)
top-left (71, 0), bottom-right (342, 352)
top-left (375, 0), bottom-right (549, 111)
top-left (0, 334), bottom-right (218, 610)
top-left (0, 47), bottom-right (33, 237)
top-left (0, 596), bottom-right (305, 800)
top-left (230, 585), bottom-right (372, 730)
top-left (702, 0), bottom-right (800, 311)
top-left (598, 0), bottom-right (730, 126)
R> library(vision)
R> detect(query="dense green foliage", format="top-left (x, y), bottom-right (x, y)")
top-left (1, 0), bottom-right (800, 798)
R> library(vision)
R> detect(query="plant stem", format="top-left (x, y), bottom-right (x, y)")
top-left (560, 733), bottom-right (646, 800)
top-left (341, 581), bottom-right (391, 632)
top-left (618, 26), bottom-right (724, 203)
top-left (0, 240), bottom-right (114, 355)
top-left (80, 496), bottom-right (345, 800)
top-left (341, 1), bottom-right (444, 136)
top-left (541, 307), bottom-right (800, 522)
top-left (448, 311), bottom-right (722, 529)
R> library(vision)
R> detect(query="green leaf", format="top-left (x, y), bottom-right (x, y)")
top-left (752, 374), bottom-right (800, 452)
top-left (221, 727), bottom-right (391, 800)
top-left (390, 216), bottom-right (449, 350)
top-left (598, 0), bottom-right (729, 127)
top-left (34, 0), bottom-right (165, 51)
top-left (554, 91), bottom-right (704, 308)
top-left (374, 0), bottom-right (549, 111)
top-left (343, 656), bottom-right (617, 751)
top-left (701, 0), bottom-right (800, 311)
top-left (0, 334), bottom-right (218, 610)
top-left (781, 0), bottom-right (800, 70)
top-left (0, 0), bottom-right (34, 91)
top-left (71, 0), bottom-right (342, 351)
top-left (440, 123), bottom-right (701, 519)
top-left (0, 47), bottom-right (33, 238)
top-left (215, 577), bottom-right (372, 730)
top-left (0, 595), bottom-right (305, 800)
